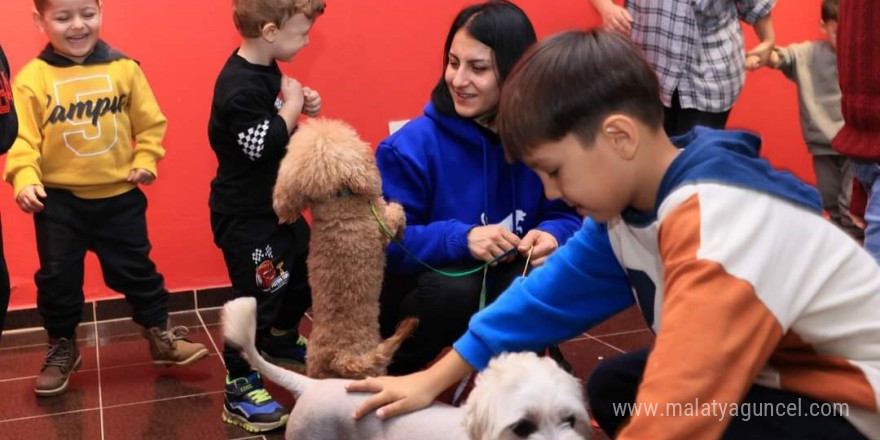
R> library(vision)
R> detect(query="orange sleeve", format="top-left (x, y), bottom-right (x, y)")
top-left (617, 195), bottom-right (784, 440)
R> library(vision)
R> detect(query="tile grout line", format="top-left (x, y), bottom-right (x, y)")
top-left (0, 354), bottom-right (223, 385)
top-left (586, 334), bottom-right (626, 354)
top-left (101, 390), bottom-right (225, 411)
top-left (589, 329), bottom-right (653, 339)
top-left (93, 302), bottom-right (105, 440)
top-left (0, 407), bottom-right (99, 425)
top-left (0, 390), bottom-right (227, 425)
top-left (195, 291), bottom-right (225, 367)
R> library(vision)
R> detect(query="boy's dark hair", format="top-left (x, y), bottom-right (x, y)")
top-left (430, 0), bottom-right (537, 121)
top-left (233, 0), bottom-right (325, 39)
top-left (822, 0), bottom-right (839, 21)
top-left (499, 30), bottom-right (664, 161)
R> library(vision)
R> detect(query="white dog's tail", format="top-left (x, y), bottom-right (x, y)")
top-left (222, 297), bottom-right (315, 398)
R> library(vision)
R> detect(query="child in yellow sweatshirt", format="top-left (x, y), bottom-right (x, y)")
top-left (3, 0), bottom-right (208, 397)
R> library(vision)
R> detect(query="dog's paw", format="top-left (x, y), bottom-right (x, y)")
top-left (385, 201), bottom-right (407, 239)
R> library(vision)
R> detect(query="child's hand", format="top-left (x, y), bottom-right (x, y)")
top-left (127, 168), bottom-right (156, 185)
top-left (347, 372), bottom-right (441, 420)
top-left (281, 76), bottom-right (305, 112)
top-left (302, 87), bottom-right (322, 117)
top-left (517, 229), bottom-right (559, 267)
top-left (746, 41), bottom-right (774, 70)
top-left (16, 185), bottom-right (47, 214)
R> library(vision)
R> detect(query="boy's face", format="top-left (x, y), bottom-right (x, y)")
top-left (34, 0), bottom-right (102, 64)
top-left (269, 13), bottom-right (313, 62)
top-left (523, 130), bottom-right (636, 222)
top-left (444, 29), bottom-right (500, 120)
top-left (820, 19), bottom-right (838, 51)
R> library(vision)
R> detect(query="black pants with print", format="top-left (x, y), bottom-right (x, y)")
top-left (211, 212), bottom-right (312, 378)
top-left (379, 257), bottom-right (528, 375)
top-left (587, 348), bottom-right (870, 439)
top-left (34, 188), bottom-right (169, 339)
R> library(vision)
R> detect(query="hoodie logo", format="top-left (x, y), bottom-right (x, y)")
top-left (47, 75), bottom-right (121, 157)
top-left (481, 210), bottom-right (527, 235)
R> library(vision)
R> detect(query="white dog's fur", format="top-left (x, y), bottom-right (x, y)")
top-left (223, 297), bottom-right (593, 440)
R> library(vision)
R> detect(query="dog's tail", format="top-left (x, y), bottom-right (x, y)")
top-left (222, 297), bottom-right (315, 398)
top-left (330, 317), bottom-right (419, 377)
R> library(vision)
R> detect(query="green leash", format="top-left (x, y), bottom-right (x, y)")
top-left (370, 202), bottom-right (518, 308)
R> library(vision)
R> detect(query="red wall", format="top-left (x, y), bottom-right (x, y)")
top-left (0, 0), bottom-right (823, 309)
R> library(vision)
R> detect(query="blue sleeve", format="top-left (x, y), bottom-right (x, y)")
top-left (376, 142), bottom-right (475, 275)
top-left (535, 197), bottom-right (582, 246)
top-left (454, 219), bottom-right (635, 370)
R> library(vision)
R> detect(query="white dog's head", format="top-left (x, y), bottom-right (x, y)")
top-left (462, 352), bottom-right (592, 440)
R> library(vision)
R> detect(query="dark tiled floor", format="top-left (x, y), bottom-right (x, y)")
top-left (0, 304), bottom-right (652, 440)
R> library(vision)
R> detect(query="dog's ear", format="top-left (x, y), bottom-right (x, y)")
top-left (345, 146), bottom-right (383, 198)
top-left (272, 141), bottom-right (308, 221)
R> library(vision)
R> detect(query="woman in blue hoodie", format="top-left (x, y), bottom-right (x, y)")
top-left (376, 1), bottom-right (581, 375)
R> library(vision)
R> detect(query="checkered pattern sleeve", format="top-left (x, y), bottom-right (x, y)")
top-left (225, 92), bottom-right (290, 162)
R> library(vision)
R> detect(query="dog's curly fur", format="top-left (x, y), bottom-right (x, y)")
top-left (272, 118), bottom-right (414, 379)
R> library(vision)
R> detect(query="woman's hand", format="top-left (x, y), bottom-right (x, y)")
top-left (467, 225), bottom-right (521, 264)
top-left (598, 2), bottom-right (633, 36)
top-left (518, 229), bottom-right (558, 267)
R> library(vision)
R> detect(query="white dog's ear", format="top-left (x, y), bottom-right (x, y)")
top-left (462, 390), bottom-right (492, 440)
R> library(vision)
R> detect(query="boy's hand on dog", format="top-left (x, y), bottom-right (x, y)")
top-left (127, 168), bottom-right (156, 185)
top-left (468, 225), bottom-right (520, 265)
top-left (302, 87), bottom-right (322, 117)
top-left (347, 372), bottom-right (440, 420)
top-left (518, 229), bottom-right (558, 267)
top-left (16, 184), bottom-right (47, 214)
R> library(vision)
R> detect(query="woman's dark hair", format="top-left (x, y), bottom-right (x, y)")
top-left (430, 0), bottom-right (537, 120)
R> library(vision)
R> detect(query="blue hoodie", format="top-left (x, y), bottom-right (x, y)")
top-left (376, 103), bottom-right (582, 275)
top-left (454, 127), bottom-right (823, 369)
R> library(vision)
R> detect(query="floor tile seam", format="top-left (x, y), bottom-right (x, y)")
top-left (195, 298), bottom-right (224, 367)
top-left (100, 390), bottom-right (225, 411)
top-left (93, 303), bottom-right (105, 440)
top-left (589, 329), bottom-right (654, 338)
top-left (0, 407), bottom-right (99, 425)
top-left (585, 335), bottom-right (626, 353)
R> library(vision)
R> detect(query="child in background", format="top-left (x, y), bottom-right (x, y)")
top-left (0, 44), bottom-right (19, 340)
top-left (756, 0), bottom-right (862, 239)
top-left (207, 0), bottom-right (324, 432)
top-left (3, 0), bottom-right (208, 397)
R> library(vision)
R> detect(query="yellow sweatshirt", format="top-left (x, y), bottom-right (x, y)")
top-left (4, 42), bottom-right (166, 199)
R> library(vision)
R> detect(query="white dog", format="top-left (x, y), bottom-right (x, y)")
top-left (222, 297), bottom-right (593, 440)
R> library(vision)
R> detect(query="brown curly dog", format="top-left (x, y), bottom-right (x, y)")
top-left (272, 118), bottom-right (415, 379)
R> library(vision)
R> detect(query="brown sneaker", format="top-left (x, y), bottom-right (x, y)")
top-left (146, 326), bottom-right (209, 366)
top-left (35, 337), bottom-right (81, 397)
